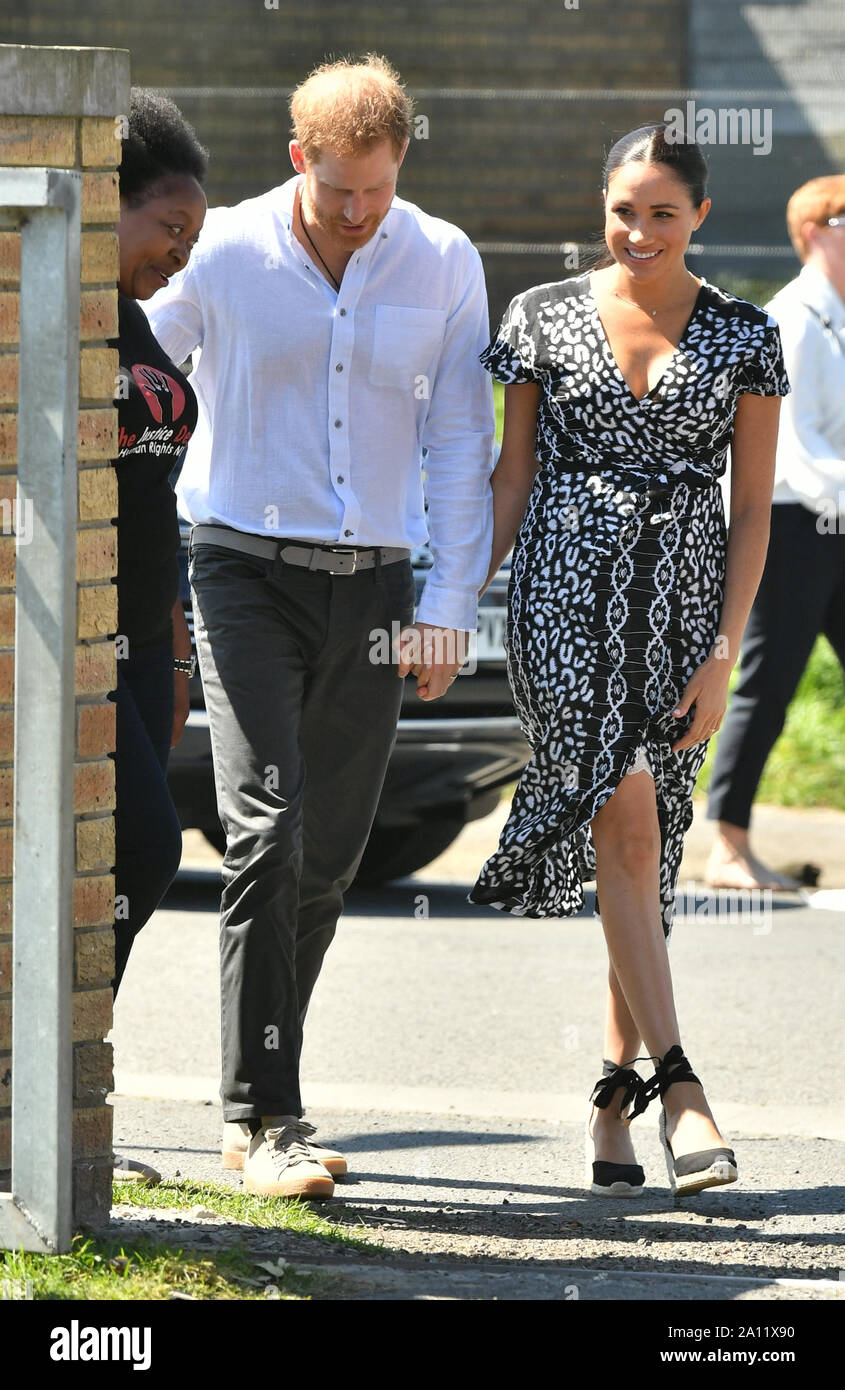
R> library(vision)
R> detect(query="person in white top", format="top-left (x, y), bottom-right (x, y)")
top-left (145, 55), bottom-right (495, 1198)
top-left (706, 174), bottom-right (845, 888)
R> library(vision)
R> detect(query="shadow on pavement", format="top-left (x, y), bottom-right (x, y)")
top-left (166, 869), bottom-right (811, 923)
top-left (107, 1185), bottom-right (844, 1293)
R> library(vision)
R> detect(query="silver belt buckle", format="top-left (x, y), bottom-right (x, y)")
top-left (326, 546), bottom-right (358, 575)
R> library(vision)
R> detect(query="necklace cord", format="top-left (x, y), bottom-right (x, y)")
top-left (297, 197), bottom-right (341, 291)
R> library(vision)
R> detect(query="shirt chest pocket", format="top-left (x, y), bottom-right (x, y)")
top-left (369, 304), bottom-right (448, 391)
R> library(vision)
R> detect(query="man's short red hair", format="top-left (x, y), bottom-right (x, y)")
top-left (290, 54), bottom-right (413, 163)
top-left (786, 174), bottom-right (845, 261)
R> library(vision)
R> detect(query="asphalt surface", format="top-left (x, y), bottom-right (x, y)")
top-left (111, 1110), bottom-right (842, 1302)
top-left (108, 814), bottom-right (845, 1302)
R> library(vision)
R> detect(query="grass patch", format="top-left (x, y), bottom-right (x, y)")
top-left (112, 1177), bottom-right (375, 1249)
top-left (0, 1177), bottom-right (381, 1302)
top-left (697, 635), bottom-right (845, 810)
top-left (0, 1232), bottom-right (311, 1302)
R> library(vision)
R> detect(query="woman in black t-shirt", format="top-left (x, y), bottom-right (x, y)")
top-left (110, 90), bottom-right (207, 1184)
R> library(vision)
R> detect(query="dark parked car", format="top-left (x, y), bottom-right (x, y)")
top-left (167, 528), bottom-right (530, 882)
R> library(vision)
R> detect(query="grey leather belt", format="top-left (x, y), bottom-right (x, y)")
top-left (191, 524), bottom-right (410, 576)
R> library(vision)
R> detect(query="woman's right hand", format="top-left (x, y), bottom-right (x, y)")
top-left (669, 653), bottom-right (733, 752)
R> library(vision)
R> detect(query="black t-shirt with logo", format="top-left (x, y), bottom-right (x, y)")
top-left (110, 294), bottom-right (198, 646)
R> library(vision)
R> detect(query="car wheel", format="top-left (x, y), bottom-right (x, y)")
top-left (354, 817), bottom-right (464, 886)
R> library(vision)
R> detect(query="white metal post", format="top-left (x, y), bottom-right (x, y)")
top-left (0, 167), bottom-right (81, 1253)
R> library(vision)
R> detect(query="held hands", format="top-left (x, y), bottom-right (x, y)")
top-left (670, 648), bottom-right (732, 753)
top-left (395, 622), bottom-right (469, 701)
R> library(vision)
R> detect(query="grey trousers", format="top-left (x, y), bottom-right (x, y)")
top-left (188, 539), bottom-right (416, 1121)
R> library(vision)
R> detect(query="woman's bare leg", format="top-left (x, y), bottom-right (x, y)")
top-left (590, 963), bottom-right (642, 1165)
top-left (604, 961), bottom-right (642, 1067)
top-left (590, 770), bottom-right (727, 1157)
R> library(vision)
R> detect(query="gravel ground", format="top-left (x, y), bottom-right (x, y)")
top-left (112, 1097), bottom-right (844, 1301)
top-left (106, 815), bottom-right (845, 1303)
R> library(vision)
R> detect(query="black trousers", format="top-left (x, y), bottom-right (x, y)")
top-left (188, 541), bottom-right (416, 1122)
top-left (111, 636), bottom-right (183, 995)
top-left (706, 503), bottom-right (845, 830)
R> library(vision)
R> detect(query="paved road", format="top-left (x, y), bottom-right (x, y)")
top-left (109, 819), bottom-right (845, 1301)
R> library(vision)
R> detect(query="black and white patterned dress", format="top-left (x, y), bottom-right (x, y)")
top-left (469, 273), bottom-right (790, 936)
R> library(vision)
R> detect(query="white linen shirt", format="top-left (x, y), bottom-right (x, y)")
top-left (144, 175), bottom-right (495, 631)
top-left (766, 263), bottom-right (845, 517)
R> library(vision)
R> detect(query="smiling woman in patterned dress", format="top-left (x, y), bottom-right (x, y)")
top-left (469, 126), bottom-right (790, 1196)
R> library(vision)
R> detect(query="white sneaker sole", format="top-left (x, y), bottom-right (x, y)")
top-left (224, 1145), bottom-right (347, 1178)
top-left (225, 1128), bottom-right (346, 1173)
top-left (242, 1171), bottom-right (334, 1199)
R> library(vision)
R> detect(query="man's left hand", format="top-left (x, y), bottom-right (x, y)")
top-left (396, 623), bottom-right (469, 701)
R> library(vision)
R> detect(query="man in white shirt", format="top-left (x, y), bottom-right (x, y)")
top-left (146, 55), bottom-right (494, 1196)
top-left (706, 174), bottom-right (845, 889)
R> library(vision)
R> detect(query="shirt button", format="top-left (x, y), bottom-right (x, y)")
top-left (335, 363), bottom-right (343, 372)
top-left (334, 419), bottom-right (342, 428)
top-left (339, 308), bottom-right (347, 316)
top-left (344, 529), bottom-right (353, 537)
top-left (337, 475), bottom-right (344, 483)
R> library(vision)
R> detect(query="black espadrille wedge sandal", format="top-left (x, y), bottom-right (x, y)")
top-left (586, 1058), bottom-right (649, 1196)
top-left (652, 1045), bottom-right (738, 1196)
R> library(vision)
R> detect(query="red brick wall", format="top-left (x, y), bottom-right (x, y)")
top-left (0, 50), bottom-right (129, 1229)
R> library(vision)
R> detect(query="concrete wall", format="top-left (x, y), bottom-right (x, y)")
top-left (2, 4), bottom-right (843, 311)
top-left (0, 1), bottom-right (689, 320)
top-left (688, 0), bottom-right (841, 290)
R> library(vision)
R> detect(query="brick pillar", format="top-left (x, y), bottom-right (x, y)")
top-left (0, 44), bottom-right (129, 1228)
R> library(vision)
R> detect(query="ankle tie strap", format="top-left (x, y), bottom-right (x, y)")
top-left (625, 1044), bottom-right (702, 1121)
top-left (654, 1044), bottom-right (701, 1096)
top-left (591, 1053), bottom-right (658, 1119)
top-left (595, 1046), bottom-right (703, 1123)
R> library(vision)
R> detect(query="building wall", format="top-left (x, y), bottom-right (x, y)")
top-left (0, 0), bottom-right (688, 319)
top-left (1, 4), bottom-right (842, 311)
top-left (689, 0), bottom-right (839, 290)
top-left (0, 43), bottom-right (128, 1230)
